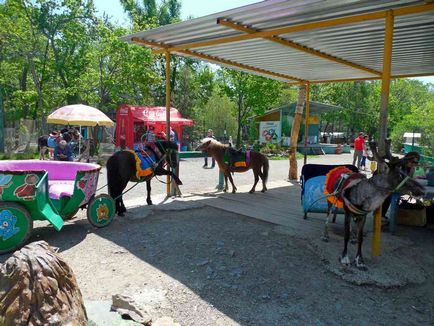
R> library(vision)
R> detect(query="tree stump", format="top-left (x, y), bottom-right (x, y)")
top-left (0, 241), bottom-right (87, 326)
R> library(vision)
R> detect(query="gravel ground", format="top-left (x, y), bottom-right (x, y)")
top-left (2, 153), bottom-right (434, 325)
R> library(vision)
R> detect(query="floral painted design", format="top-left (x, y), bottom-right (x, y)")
top-left (0, 210), bottom-right (20, 241)
top-left (96, 203), bottom-right (109, 222)
top-left (77, 172), bottom-right (99, 206)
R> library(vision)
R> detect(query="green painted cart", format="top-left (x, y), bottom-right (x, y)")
top-left (0, 160), bottom-right (115, 254)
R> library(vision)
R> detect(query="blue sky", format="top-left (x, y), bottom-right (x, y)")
top-left (93, 0), bottom-right (433, 84)
top-left (93, 0), bottom-right (259, 23)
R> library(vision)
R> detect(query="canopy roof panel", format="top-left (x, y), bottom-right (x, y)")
top-left (121, 0), bottom-right (434, 83)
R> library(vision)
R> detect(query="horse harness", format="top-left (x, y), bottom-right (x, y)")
top-left (224, 148), bottom-right (251, 169)
top-left (324, 167), bottom-right (369, 216)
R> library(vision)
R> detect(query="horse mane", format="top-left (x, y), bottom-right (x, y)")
top-left (202, 138), bottom-right (228, 150)
top-left (156, 140), bottom-right (178, 151)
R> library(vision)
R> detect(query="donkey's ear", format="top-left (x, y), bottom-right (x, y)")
top-left (369, 141), bottom-right (383, 162)
top-left (385, 138), bottom-right (394, 160)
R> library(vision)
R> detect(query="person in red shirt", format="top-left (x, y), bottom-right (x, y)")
top-left (352, 132), bottom-right (365, 168)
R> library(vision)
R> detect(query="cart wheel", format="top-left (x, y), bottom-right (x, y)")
top-left (62, 208), bottom-right (79, 220)
top-left (0, 202), bottom-right (33, 254)
top-left (87, 194), bottom-right (115, 228)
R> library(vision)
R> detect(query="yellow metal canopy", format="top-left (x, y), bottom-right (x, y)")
top-left (121, 0), bottom-right (434, 84)
top-left (47, 104), bottom-right (114, 127)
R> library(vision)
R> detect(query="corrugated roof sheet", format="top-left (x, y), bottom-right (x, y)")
top-left (121, 0), bottom-right (434, 83)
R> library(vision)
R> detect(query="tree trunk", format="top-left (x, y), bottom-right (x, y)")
top-left (27, 55), bottom-right (47, 133)
top-left (236, 94), bottom-right (243, 148)
top-left (288, 85), bottom-right (307, 180)
top-left (0, 241), bottom-right (87, 325)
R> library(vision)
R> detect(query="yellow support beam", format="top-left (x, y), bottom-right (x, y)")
top-left (151, 3), bottom-right (434, 53)
top-left (218, 19), bottom-right (381, 76)
top-left (131, 37), bottom-right (306, 83)
top-left (372, 10), bottom-right (395, 258)
top-left (310, 72), bottom-right (434, 84)
top-left (303, 82), bottom-right (310, 165)
top-left (165, 51), bottom-right (171, 196)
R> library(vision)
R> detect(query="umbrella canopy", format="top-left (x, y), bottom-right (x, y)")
top-left (47, 104), bottom-right (114, 127)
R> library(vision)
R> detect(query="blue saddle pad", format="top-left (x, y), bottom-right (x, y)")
top-left (135, 150), bottom-right (156, 170)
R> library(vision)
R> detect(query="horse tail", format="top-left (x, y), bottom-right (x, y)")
top-left (262, 155), bottom-right (269, 184)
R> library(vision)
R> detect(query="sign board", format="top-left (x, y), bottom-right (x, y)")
top-left (259, 121), bottom-right (281, 144)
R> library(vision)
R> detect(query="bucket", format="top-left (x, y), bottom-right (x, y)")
top-left (370, 161), bottom-right (377, 172)
top-left (181, 145), bottom-right (187, 152)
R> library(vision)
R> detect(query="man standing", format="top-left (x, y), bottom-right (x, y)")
top-left (203, 129), bottom-right (216, 168)
top-left (353, 132), bottom-right (365, 168)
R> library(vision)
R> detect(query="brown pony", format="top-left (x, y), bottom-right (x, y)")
top-left (197, 138), bottom-right (269, 194)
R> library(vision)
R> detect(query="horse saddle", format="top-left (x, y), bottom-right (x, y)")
top-left (324, 166), bottom-right (366, 209)
top-left (130, 149), bottom-right (157, 179)
top-left (225, 148), bottom-right (251, 169)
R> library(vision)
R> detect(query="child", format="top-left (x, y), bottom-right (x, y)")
top-left (360, 135), bottom-right (369, 171)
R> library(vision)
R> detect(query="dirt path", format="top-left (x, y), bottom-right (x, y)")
top-left (11, 204), bottom-right (434, 325)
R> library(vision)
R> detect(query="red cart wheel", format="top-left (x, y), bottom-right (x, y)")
top-left (0, 202), bottom-right (33, 254)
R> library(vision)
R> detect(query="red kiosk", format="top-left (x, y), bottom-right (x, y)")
top-left (115, 104), bottom-right (193, 149)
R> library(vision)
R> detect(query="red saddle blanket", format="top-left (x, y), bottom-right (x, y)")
top-left (324, 166), bottom-right (365, 209)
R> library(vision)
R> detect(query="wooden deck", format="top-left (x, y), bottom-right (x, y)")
top-left (181, 180), bottom-right (339, 238)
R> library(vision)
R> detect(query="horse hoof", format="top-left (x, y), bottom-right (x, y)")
top-left (340, 255), bottom-right (351, 266)
top-left (147, 201), bottom-right (153, 205)
top-left (261, 189), bottom-right (266, 193)
top-left (232, 190), bottom-right (237, 194)
top-left (117, 212), bottom-right (124, 217)
top-left (356, 265), bottom-right (368, 271)
top-left (249, 190), bottom-right (254, 194)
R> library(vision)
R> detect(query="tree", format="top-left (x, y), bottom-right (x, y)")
top-left (218, 69), bottom-right (282, 147)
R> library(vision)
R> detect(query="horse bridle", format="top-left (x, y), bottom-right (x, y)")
top-left (370, 169), bottom-right (411, 193)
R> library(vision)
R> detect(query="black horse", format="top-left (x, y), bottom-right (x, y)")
top-left (38, 128), bottom-right (81, 160)
top-left (107, 141), bottom-right (182, 216)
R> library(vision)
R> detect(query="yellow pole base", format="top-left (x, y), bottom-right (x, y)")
top-left (371, 207), bottom-right (382, 257)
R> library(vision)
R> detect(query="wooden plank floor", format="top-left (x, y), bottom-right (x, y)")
top-left (183, 180), bottom-right (334, 237)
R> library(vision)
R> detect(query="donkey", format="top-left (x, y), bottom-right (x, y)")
top-left (323, 141), bottom-right (425, 270)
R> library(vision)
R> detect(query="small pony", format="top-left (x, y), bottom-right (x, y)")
top-left (106, 140), bottom-right (182, 216)
top-left (197, 138), bottom-right (269, 194)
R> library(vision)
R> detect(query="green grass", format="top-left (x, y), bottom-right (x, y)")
top-left (267, 153), bottom-right (316, 160)
top-left (0, 152), bottom-right (39, 160)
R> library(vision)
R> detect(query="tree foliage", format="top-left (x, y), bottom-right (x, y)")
top-left (0, 0), bottom-right (433, 154)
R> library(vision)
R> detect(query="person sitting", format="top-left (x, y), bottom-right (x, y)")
top-left (381, 151), bottom-right (421, 220)
top-left (54, 140), bottom-right (73, 161)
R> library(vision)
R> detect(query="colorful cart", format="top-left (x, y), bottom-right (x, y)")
top-left (0, 160), bottom-right (115, 254)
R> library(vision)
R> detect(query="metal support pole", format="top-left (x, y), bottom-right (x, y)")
top-left (303, 82), bottom-right (310, 165)
top-left (217, 170), bottom-right (224, 190)
top-left (372, 10), bottom-right (394, 258)
top-left (165, 51), bottom-right (171, 196)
